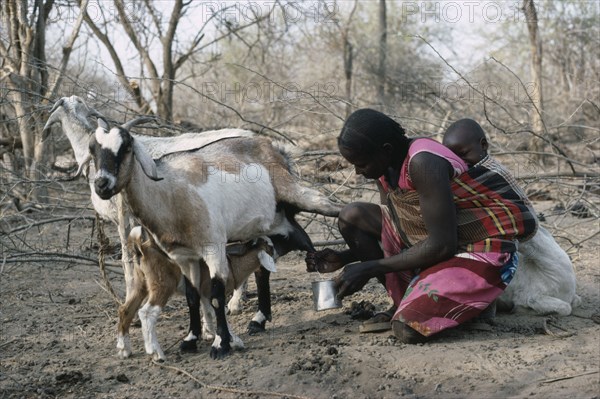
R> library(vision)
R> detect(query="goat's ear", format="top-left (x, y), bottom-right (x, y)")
top-left (74, 152), bottom-right (92, 178)
top-left (132, 139), bottom-right (163, 181)
top-left (97, 116), bottom-right (109, 131)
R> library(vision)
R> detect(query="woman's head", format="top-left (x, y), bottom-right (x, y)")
top-left (338, 109), bottom-right (408, 179)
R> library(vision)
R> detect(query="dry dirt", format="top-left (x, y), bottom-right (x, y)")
top-left (1, 195), bottom-right (599, 399)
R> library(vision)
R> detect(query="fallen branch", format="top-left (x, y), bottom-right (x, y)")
top-left (539, 370), bottom-right (598, 384)
top-left (541, 318), bottom-right (576, 338)
top-left (566, 230), bottom-right (600, 252)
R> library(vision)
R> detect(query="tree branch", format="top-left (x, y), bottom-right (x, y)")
top-left (82, 5), bottom-right (153, 114)
top-left (113, 0), bottom-right (160, 85)
top-left (46, 0), bottom-right (88, 101)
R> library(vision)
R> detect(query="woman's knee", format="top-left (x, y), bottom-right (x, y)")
top-left (338, 202), bottom-right (382, 236)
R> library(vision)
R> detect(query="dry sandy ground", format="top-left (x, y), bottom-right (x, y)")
top-left (1, 204), bottom-right (599, 399)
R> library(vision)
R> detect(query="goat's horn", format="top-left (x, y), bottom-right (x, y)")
top-left (122, 116), bottom-right (155, 131)
top-left (97, 116), bottom-right (109, 131)
top-left (74, 152), bottom-right (92, 178)
top-left (42, 98), bottom-right (65, 141)
top-left (87, 108), bottom-right (105, 119)
top-left (48, 98), bottom-right (65, 114)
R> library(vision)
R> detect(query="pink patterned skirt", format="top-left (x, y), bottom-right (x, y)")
top-left (380, 206), bottom-right (512, 337)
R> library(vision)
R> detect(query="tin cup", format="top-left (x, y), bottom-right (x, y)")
top-left (312, 279), bottom-right (342, 311)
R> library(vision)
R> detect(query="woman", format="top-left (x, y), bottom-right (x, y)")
top-left (307, 109), bottom-right (537, 343)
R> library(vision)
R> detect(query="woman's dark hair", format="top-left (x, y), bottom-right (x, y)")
top-left (338, 109), bottom-right (407, 155)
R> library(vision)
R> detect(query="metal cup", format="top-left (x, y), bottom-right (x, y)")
top-left (312, 279), bottom-right (342, 311)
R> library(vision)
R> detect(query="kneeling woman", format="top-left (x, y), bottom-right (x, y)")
top-left (307, 109), bottom-right (537, 343)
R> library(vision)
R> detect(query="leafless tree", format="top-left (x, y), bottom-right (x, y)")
top-left (0, 0), bottom-right (87, 200)
top-left (81, 1), bottom-right (274, 123)
top-left (376, 0), bottom-right (387, 107)
top-left (522, 0), bottom-right (546, 162)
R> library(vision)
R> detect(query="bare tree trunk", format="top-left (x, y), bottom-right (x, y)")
top-left (335, 0), bottom-right (358, 119)
top-left (343, 38), bottom-right (353, 119)
top-left (377, 0), bottom-right (387, 107)
top-left (522, 0), bottom-right (545, 163)
top-left (0, 0), bottom-right (85, 202)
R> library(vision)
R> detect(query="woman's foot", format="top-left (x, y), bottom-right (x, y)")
top-left (305, 248), bottom-right (346, 273)
top-left (359, 305), bottom-right (396, 333)
top-left (391, 321), bottom-right (430, 344)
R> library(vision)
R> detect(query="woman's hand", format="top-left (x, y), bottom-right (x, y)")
top-left (334, 262), bottom-right (373, 299)
top-left (305, 248), bottom-right (346, 273)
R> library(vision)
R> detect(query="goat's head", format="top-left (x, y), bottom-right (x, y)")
top-left (88, 116), bottom-right (160, 200)
top-left (43, 96), bottom-right (103, 141)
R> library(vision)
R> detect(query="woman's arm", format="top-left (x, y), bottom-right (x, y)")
top-left (336, 152), bottom-right (458, 297)
top-left (376, 180), bottom-right (388, 206)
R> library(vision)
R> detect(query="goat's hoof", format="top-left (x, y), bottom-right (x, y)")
top-left (117, 349), bottom-right (131, 359)
top-left (202, 332), bottom-right (215, 341)
top-left (227, 306), bottom-right (243, 316)
top-left (210, 345), bottom-right (231, 360)
top-left (247, 320), bottom-right (266, 335)
top-left (179, 339), bottom-right (198, 353)
top-left (152, 353), bottom-right (166, 362)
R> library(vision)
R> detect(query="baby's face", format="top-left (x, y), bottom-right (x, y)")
top-left (444, 137), bottom-right (487, 167)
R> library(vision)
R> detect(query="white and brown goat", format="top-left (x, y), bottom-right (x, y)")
top-left (44, 96), bottom-right (254, 303)
top-left (44, 96), bottom-right (263, 346)
top-left (119, 226), bottom-right (275, 361)
top-left (86, 117), bottom-right (340, 358)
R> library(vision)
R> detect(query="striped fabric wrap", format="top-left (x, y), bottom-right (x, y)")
top-left (387, 155), bottom-right (538, 253)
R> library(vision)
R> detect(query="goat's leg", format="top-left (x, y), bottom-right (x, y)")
top-left (179, 277), bottom-right (215, 352)
top-left (117, 197), bottom-right (135, 300)
top-left (206, 248), bottom-right (241, 359)
top-left (227, 280), bottom-right (248, 315)
top-left (140, 283), bottom-right (177, 361)
top-left (248, 266), bottom-right (272, 335)
top-left (117, 273), bottom-right (147, 359)
top-left (138, 303), bottom-right (165, 361)
top-left (528, 295), bottom-right (573, 316)
top-left (210, 277), bottom-right (233, 359)
top-left (201, 296), bottom-right (217, 340)
top-left (180, 277), bottom-right (202, 353)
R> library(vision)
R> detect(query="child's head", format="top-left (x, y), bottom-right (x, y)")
top-left (443, 119), bottom-right (488, 167)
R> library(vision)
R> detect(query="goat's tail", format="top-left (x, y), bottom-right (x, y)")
top-left (272, 141), bottom-right (301, 176)
top-left (271, 143), bottom-right (342, 217)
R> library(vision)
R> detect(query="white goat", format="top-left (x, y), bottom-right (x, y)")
top-left (43, 96), bottom-right (253, 341)
top-left (86, 117), bottom-right (340, 358)
top-left (499, 225), bottom-right (581, 316)
top-left (119, 226), bottom-right (275, 361)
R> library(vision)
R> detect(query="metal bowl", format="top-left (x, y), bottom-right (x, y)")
top-left (312, 279), bottom-right (342, 311)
